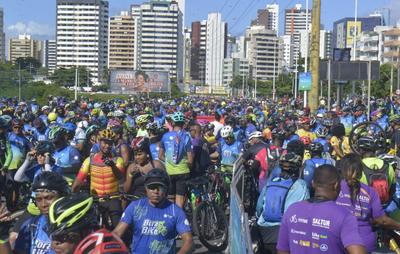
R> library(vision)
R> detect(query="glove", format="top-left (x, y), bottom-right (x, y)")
top-left (103, 157), bottom-right (115, 167)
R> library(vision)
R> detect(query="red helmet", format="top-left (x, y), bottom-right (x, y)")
top-left (73, 229), bottom-right (129, 254)
top-left (300, 136), bottom-right (312, 146)
top-left (298, 117), bottom-right (310, 125)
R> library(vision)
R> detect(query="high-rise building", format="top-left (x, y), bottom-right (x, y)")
top-left (205, 13), bottom-right (227, 89)
top-left (382, 26), bottom-right (400, 64)
top-left (0, 8), bottom-right (5, 62)
top-left (284, 4), bottom-right (311, 60)
top-left (56, 0), bottom-right (109, 84)
top-left (43, 40), bottom-right (57, 73)
top-left (251, 4), bottom-right (279, 35)
top-left (135, 0), bottom-right (183, 81)
top-left (281, 35), bottom-right (294, 70)
top-left (320, 30), bottom-right (332, 59)
top-left (108, 11), bottom-right (136, 70)
top-left (190, 21), bottom-right (207, 83)
top-left (246, 26), bottom-right (282, 81)
top-left (8, 35), bottom-right (43, 64)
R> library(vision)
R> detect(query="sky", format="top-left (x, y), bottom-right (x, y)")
top-left (1, 0), bottom-right (399, 40)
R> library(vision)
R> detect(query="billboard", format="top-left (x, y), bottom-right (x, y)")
top-left (346, 21), bottom-right (362, 47)
top-left (110, 70), bottom-right (169, 94)
top-left (299, 72), bottom-right (312, 91)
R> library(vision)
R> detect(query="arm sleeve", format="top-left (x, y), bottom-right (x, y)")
top-left (13, 158), bottom-right (31, 182)
top-left (175, 206), bottom-right (192, 234)
top-left (276, 212), bottom-right (290, 251)
top-left (341, 212), bottom-right (364, 248)
top-left (76, 158), bottom-right (90, 182)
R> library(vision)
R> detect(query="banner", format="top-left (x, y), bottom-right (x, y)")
top-left (346, 21), bottom-right (362, 47)
top-left (299, 72), bottom-right (312, 91)
top-left (110, 70), bottom-right (169, 94)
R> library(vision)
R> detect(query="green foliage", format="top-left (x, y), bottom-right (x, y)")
top-left (15, 57), bottom-right (42, 72)
top-left (50, 67), bottom-right (92, 87)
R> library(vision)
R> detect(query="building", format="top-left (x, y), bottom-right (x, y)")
top-left (43, 40), bottom-right (57, 73)
top-left (135, 0), bottom-right (183, 81)
top-left (0, 8), bottom-right (5, 62)
top-left (281, 34), bottom-right (294, 70)
top-left (205, 13), bottom-right (227, 90)
top-left (251, 4), bottom-right (279, 35)
top-left (56, 0), bottom-right (109, 84)
top-left (108, 11), bottom-right (136, 70)
top-left (246, 26), bottom-right (282, 81)
top-left (183, 28), bottom-right (191, 88)
top-left (190, 20), bottom-right (207, 83)
top-left (382, 26), bottom-right (400, 64)
top-left (332, 16), bottom-right (383, 51)
top-left (320, 30), bottom-right (332, 59)
top-left (8, 35), bottom-right (43, 64)
top-left (284, 4), bottom-right (311, 60)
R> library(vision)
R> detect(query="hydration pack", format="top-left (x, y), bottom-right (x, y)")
top-left (362, 162), bottom-right (390, 205)
top-left (262, 176), bottom-right (295, 223)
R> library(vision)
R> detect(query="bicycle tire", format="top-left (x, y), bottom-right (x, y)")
top-left (193, 201), bottom-right (228, 252)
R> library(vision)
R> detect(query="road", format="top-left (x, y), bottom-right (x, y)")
top-left (176, 236), bottom-right (225, 254)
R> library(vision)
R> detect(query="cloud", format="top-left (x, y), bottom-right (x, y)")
top-left (7, 21), bottom-right (54, 37)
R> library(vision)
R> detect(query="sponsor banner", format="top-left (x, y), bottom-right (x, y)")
top-left (110, 70), bottom-right (169, 94)
top-left (346, 21), bottom-right (362, 46)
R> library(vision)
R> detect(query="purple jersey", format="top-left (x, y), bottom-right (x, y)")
top-left (277, 200), bottom-right (364, 253)
top-left (336, 180), bottom-right (385, 251)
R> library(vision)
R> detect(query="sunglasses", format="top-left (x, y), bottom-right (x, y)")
top-left (51, 232), bottom-right (80, 243)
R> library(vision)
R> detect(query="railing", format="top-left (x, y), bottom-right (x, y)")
top-left (229, 155), bottom-right (253, 254)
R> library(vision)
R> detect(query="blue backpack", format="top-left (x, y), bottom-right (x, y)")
top-left (262, 176), bottom-right (295, 223)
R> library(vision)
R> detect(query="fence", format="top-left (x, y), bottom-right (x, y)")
top-left (229, 156), bottom-right (253, 254)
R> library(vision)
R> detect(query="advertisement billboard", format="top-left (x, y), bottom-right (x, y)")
top-left (299, 72), bottom-right (312, 91)
top-left (110, 70), bottom-right (169, 94)
top-left (346, 21), bottom-right (362, 47)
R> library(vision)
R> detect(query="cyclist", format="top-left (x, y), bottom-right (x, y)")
top-left (0, 201), bottom-right (12, 254)
top-left (330, 123), bottom-right (350, 161)
top-left (72, 129), bottom-right (125, 228)
top-left (217, 125), bottom-right (243, 174)
top-left (147, 122), bottom-right (162, 161)
top-left (47, 194), bottom-right (97, 254)
top-left (295, 117), bottom-right (316, 141)
top-left (14, 171), bottom-right (70, 254)
top-left (0, 116), bottom-right (11, 172)
top-left (159, 112), bottom-right (193, 208)
top-left (276, 164), bottom-right (366, 254)
top-left (32, 118), bottom-right (49, 142)
top-left (136, 114), bottom-right (150, 138)
top-left (189, 122), bottom-right (211, 178)
top-left (112, 124), bottom-right (130, 167)
top-left (336, 154), bottom-right (400, 252)
top-left (124, 137), bottom-right (164, 200)
top-left (314, 128), bottom-right (330, 154)
top-left (73, 228), bottom-right (129, 254)
top-left (353, 105), bottom-right (367, 125)
top-left (255, 152), bottom-right (309, 254)
top-left (113, 168), bottom-right (193, 254)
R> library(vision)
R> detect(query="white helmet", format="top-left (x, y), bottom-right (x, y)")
top-left (248, 131), bottom-right (262, 141)
top-left (220, 125), bottom-right (234, 138)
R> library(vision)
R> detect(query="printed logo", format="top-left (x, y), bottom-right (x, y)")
top-left (312, 218), bottom-right (330, 229)
top-left (292, 239), bottom-right (299, 245)
top-left (312, 232), bottom-right (328, 240)
top-left (312, 243), bottom-right (320, 249)
top-left (299, 240), bottom-right (310, 247)
top-left (163, 214), bottom-right (173, 219)
top-left (290, 215), bottom-right (298, 223)
top-left (291, 229), bottom-right (306, 236)
top-left (184, 219), bottom-right (190, 226)
top-left (320, 244), bottom-right (329, 251)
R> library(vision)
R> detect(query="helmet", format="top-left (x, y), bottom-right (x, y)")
top-left (98, 129), bottom-right (116, 141)
top-left (300, 136), bottom-right (312, 146)
top-left (32, 171), bottom-right (70, 196)
top-left (73, 229), bottom-right (129, 254)
top-left (310, 117), bottom-right (317, 126)
top-left (144, 168), bottom-right (170, 187)
top-left (62, 122), bottom-right (77, 133)
top-left (146, 122), bottom-right (158, 133)
top-left (279, 152), bottom-right (302, 171)
top-left (171, 112), bottom-right (185, 123)
top-left (220, 125), bottom-right (234, 138)
top-left (357, 136), bottom-right (376, 151)
top-left (48, 112), bottom-right (58, 122)
top-left (205, 123), bottom-right (215, 132)
top-left (310, 141), bottom-right (324, 153)
top-left (315, 128), bottom-right (328, 138)
top-left (131, 136), bottom-right (150, 151)
top-left (322, 119), bottom-right (333, 127)
top-left (248, 131), bottom-right (262, 141)
top-left (113, 110), bottom-right (125, 118)
top-left (48, 194), bottom-right (96, 236)
top-left (23, 113), bottom-right (35, 123)
top-left (85, 125), bottom-right (100, 138)
top-left (0, 115), bottom-right (11, 128)
top-left (48, 126), bottom-right (66, 141)
top-left (111, 125), bottom-right (123, 135)
top-left (271, 128), bottom-right (285, 139)
top-left (136, 114), bottom-right (150, 125)
top-left (35, 141), bottom-right (54, 155)
top-left (389, 114), bottom-right (400, 124)
top-left (298, 117), bottom-right (310, 125)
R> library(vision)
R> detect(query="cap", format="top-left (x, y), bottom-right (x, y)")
top-left (42, 105), bottom-right (50, 111)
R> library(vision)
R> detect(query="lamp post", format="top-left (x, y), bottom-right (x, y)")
top-left (304, 0), bottom-right (309, 107)
top-left (272, 39), bottom-right (277, 101)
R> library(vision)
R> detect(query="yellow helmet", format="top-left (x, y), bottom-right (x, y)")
top-left (98, 129), bottom-right (116, 141)
top-left (48, 112), bottom-right (58, 122)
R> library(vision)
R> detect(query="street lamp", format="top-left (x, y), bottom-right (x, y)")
top-left (273, 39), bottom-right (277, 101)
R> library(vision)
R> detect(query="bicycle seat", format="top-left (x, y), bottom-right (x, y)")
top-left (187, 176), bottom-right (209, 187)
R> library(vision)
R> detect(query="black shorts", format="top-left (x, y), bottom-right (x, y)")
top-left (168, 174), bottom-right (189, 196)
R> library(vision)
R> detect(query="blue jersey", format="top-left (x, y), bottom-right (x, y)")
top-left (245, 124), bottom-right (257, 139)
top-left (8, 132), bottom-right (32, 170)
top-left (354, 114), bottom-right (367, 125)
top-left (33, 128), bottom-right (49, 142)
top-left (120, 198), bottom-right (191, 254)
top-left (302, 158), bottom-right (333, 188)
top-left (314, 137), bottom-right (330, 153)
top-left (282, 134), bottom-right (300, 149)
top-left (150, 143), bottom-right (160, 161)
top-left (218, 139), bottom-right (242, 167)
top-left (53, 145), bottom-right (82, 175)
top-left (15, 215), bottom-right (54, 254)
top-left (160, 130), bottom-right (192, 175)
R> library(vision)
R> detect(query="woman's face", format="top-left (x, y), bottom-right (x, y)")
top-left (134, 150), bottom-right (148, 165)
top-left (37, 154), bottom-right (46, 165)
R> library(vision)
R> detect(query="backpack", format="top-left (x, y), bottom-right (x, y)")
top-left (362, 162), bottom-right (390, 205)
top-left (262, 176), bottom-right (295, 223)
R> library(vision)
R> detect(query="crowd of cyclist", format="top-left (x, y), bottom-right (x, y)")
top-left (0, 95), bottom-right (400, 253)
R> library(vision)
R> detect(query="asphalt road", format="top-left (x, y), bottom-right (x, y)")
top-left (176, 236), bottom-right (225, 254)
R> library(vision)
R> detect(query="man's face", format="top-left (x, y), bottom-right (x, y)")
top-left (100, 139), bottom-right (113, 155)
top-left (12, 125), bottom-right (22, 135)
top-left (145, 184), bottom-right (167, 205)
top-left (35, 191), bottom-right (59, 214)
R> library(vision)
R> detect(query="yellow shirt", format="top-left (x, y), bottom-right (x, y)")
top-left (330, 136), bottom-right (350, 160)
top-left (296, 129), bottom-right (316, 141)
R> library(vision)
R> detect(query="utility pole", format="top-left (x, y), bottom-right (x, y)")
top-left (309, 0), bottom-right (321, 112)
top-left (391, 56), bottom-right (394, 98)
top-left (272, 40), bottom-right (276, 101)
top-left (74, 67), bottom-right (78, 100)
top-left (18, 63), bottom-right (21, 101)
top-left (304, 0), bottom-right (309, 107)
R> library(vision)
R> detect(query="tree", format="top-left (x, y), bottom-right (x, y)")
top-left (50, 67), bottom-right (92, 87)
top-left (15, 57), bottom-right (42, 74)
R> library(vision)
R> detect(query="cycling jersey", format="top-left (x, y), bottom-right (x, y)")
top-left (340, 115), bottom-right (354, 135)
top-left (33, 128), bottom-right (49, 142)
top-left (7, 132), bottom-right (31, 170)
top-left (150, 143), bottom-right (160, 161)
top-left (160, 130), bottom-right (192, 175)
top-left (295, 129), bottom-right (316, 141)
top-left (313, 138), bottom-right (330, 153)
top-left (120, 198), bottom-right (191, 254)
top-left (354, 114), bottom-right (367, 125)
top-left (15, 215), bottom-right (54, 254)
top-left (330, 136), bottom-right (350, 160)
top-left (218, 139), bottom-right (242, 172)
top-left (302, 158), bottom-right (333, 188)
top-left (282, 134), bottom-right (299, 149)
top-left (245, 123), bottom-right (257, 140)
top-left (76, 153), bottom-right (125, 196)
top-left (53, 145), bottom-right (82, 176)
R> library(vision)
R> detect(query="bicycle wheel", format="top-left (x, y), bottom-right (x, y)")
top-left (193, 201), bottom-right (228, 251)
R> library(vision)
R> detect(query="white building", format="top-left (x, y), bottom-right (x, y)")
top-left (281, 35), bottom-right (294, 70)
top-left (135, 1), bottom-right (183, 81)
top-left (205, 13), bottom-right (227, 90)
top-left (266, 3), bottom-right (279, 35)
top-left (43, 40), bottom-right (57, 73)
top-left (320, 30), bottom-right (332, 59)
top-left (356, 26), bottom-right (393, 63)
top-left (56, 0), bottom-right (109, 84)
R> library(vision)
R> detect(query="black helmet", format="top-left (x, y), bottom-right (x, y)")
top-left (23, 113), bottom-right (35, 123)
top-left (310, 141), bottom-right (324, 153)
top-left (279, 152), bottom-right (302, 176)
top-left (32, 171), bottom-right (70, 196)
top-left (271, 128), bottom-right (285, 140)
top-left (144, 168), bottom-right (170, 187)
top-left (357, 136), bottom-right (376, 151)
top-left (48, 193), bottom-right (96, 236)
top-left (35, 141), bottom-right (54, 155)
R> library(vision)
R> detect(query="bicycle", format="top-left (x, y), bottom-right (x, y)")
top-left (192, 166), bottom-right (229, 252)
